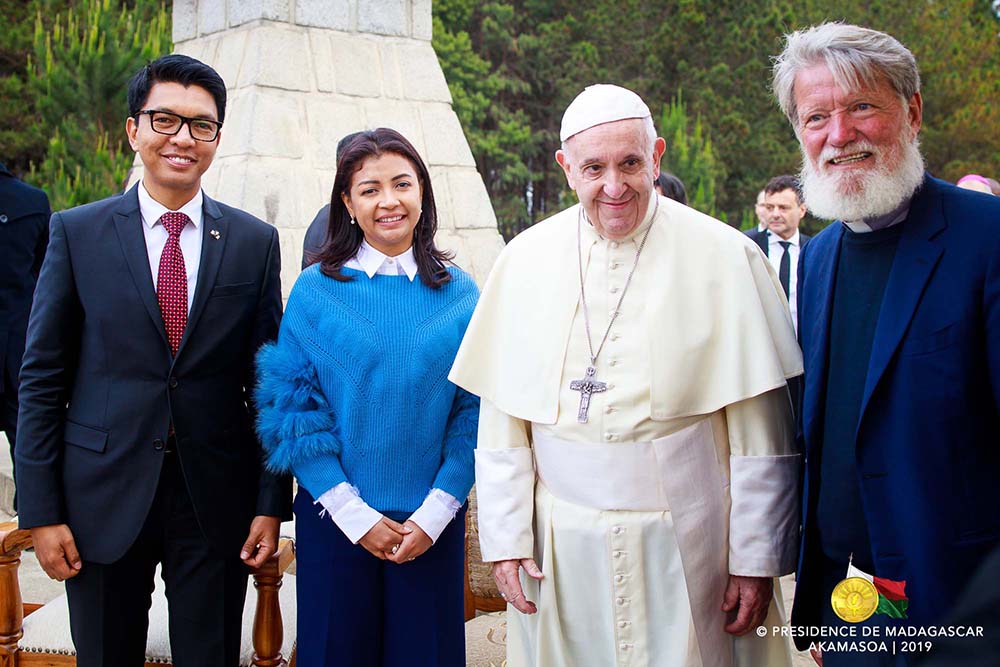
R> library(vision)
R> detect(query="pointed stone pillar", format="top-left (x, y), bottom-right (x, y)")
top-left (163, 0), bottom-right (503, 291)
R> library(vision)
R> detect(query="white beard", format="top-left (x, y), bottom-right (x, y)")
top-left (800, 135), bottom-right (925, 222)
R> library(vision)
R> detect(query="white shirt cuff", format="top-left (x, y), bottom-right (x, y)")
top-left (408, 488), bottom-right (462, 543)
top-left (315, 482), bottom-right (382, 544)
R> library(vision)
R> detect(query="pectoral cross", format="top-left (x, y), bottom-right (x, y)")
top-left (570, 365), bottom-right (607, 423)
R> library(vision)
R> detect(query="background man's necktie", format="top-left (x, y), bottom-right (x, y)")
top-left (778, 240), bottom-right (791, 300)
top-left (157, 212), bottom-right (190, 355)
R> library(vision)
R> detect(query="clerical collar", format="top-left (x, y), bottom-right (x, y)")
top-left (841, 195), bottom-right (913, 234)
top-left (580, 192), bottom-right (658, 244)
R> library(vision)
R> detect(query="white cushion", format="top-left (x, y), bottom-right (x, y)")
top-left (20, 566), bottom-right (296, 666)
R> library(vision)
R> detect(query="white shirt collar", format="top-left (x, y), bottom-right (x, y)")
top-left (355, 240), bottom-right (418, 281)
top-left (138, 180), bottom-right (203, 230)
top-left (768, 230), bottom-right (800, 247)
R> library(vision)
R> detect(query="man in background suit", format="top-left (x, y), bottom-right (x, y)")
top-left (745, 174), bottom-right (811, 333)
top-left (16, 54), bottom-right (291, 667)
top-left (0, 163), bottom-right (50, 507)
top-left (773, 23), bottom-right (1000, 666)
top-left (301, 130), bottom-right (363, 269)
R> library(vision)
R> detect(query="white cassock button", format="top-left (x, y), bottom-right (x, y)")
top-left (610, 286), bottom-right (620, 294)
top-left (616, 597), bottom-right (625, 606)
top-left (620, 642), bottom-right (629, 651)
top-left (618, 621), bottom-right (628, 629)
top-left (612, 526), bottom-right (624, 535)
top-left (610, 333), bottom-right (620, 341)
top-left (610, 359), bottom-right (619, 366)
top-left (615, 574), bottom-right (624, 583)
top-left (606, 405), bottom-right (615, 414)
top-left (611, 241), bottom-right (619, 249)
top-left (605, 433), bottom-right (614, 441)
top-left (607, 383), bottom-right (615, 390)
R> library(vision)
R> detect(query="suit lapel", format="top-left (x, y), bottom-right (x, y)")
top-left (175, 194), bottom-right (228, 360)
top-left (112, 186), bottom-right (170, 350)
top-left (858, 179), bottom-right (945, 425)
top-left (802, 225), bottom-right (843, 449)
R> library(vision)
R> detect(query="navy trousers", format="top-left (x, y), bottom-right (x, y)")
top-left (294, 489), bottom-right (467, 667)
top-left (65, 452), bottom-right (248, 667)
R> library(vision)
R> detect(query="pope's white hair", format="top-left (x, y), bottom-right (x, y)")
top-left (772, 22), bottom-right (920, 128)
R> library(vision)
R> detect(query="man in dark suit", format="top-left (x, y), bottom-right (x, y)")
top-left (773, 23), bottom-right (1000, 666)
top-left (0, 163), bottom-right (50, 506)
top-left (745, 174), bottom-right (811, 333)
top-left (16, 54), bottom-right (291, 667)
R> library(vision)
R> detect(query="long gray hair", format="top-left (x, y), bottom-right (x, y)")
top-left (772, 23), bottom-right (920, 128)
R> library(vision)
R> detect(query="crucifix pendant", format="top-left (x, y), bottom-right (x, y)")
top-left (570, 365), bottom-right (607, 423)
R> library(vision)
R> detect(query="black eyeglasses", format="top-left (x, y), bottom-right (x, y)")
top-left (135, 110), bottom-right (222, 142)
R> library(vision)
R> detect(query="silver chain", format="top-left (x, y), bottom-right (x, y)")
top-left (576, 197), bottom-right (658, 367)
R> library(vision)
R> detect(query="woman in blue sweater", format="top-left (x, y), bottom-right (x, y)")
top-left (255, 128), bottom-right (479, 666)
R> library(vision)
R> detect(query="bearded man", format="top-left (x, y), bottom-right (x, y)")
top-left (450, 84), bottom-right (801, 666)
top-left (773, 23), bottom-right (1000, 666)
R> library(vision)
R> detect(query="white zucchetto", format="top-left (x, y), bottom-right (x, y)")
top-left (559, 84), bottom-right (652, 142)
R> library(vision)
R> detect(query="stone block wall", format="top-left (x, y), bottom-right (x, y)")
top-left (150, 0), bottom-right (504, 293)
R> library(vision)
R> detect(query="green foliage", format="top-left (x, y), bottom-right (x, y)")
top-left (658, 92), bottom-right (724, 218)
top-left (436, 0), bottom-right (1000, 237)
top-left (5, 0), bottom-right (170, 209)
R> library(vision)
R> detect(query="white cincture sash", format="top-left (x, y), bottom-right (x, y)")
top-left (531, 418), bottom-right (715, 511)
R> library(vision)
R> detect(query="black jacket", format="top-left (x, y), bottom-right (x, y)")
top-left (0, 163), bottom-right (50, 397)
top-left (16, 184), bottom-right (292, 562)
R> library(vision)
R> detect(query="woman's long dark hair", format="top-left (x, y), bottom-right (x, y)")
top-left (314, 128), bottom-right (453, 288)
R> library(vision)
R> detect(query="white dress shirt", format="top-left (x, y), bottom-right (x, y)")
top-left (138, 181), bottom-right (203, 313)
top-left (316, 240), bottom-right (461, 545)
top-left (767, 230), bottom-right (800, 332)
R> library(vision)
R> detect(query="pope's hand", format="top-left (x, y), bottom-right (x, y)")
top-left (721, 574), bottom-right (773, 635)
top-left (492, 558), bottom-right (544, 614)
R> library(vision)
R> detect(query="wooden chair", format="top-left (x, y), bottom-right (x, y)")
top-left (463, 487), bottom-right (507, 666)
top-left (0, 521), bottom-right (296, 667)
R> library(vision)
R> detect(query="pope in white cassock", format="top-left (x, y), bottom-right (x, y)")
top-left (449, 85), bottom-right (803, 666)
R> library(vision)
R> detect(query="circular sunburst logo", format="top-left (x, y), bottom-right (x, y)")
top-left (831, 577), bottom-right (878, 623)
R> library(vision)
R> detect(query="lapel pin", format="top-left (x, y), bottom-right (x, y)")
top-left (210, 229), bottom-right (221, 240)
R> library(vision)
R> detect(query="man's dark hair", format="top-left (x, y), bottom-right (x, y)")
top-left (764, 174), bottom-right (803, 205)
top-left (127, 54), bottom-right (227, 123)
top-left (316, 128), bottom-right (453, 289)
top-left (654, 172), bottom-right (688, 206)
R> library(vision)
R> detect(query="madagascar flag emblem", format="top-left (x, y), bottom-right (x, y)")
top-left (847, 562), bottom-right (909, 619)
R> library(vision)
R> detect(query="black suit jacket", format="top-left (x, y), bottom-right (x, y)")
top-left (744, 227), bottom-right (812, 257)
top-left (16, 185), bottom-right (292, 563)
top-left (0, 163), bottom-right (50, 398)
top-left (301, 203), bottom-right (330, 270)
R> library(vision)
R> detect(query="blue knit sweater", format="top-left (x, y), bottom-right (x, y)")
top-left (255, 265), bottom-right (480, 515)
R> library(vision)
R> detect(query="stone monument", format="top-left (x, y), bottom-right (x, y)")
top-left (160, 0), bottom-right (503, 292)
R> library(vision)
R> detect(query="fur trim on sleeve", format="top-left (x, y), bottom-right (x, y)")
top-left (255, 341), bottom-right (342, 473)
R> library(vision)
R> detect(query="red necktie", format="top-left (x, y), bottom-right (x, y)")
top-left (157, 212), bottom-right (190, 355)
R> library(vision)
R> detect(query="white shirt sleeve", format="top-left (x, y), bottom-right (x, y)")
top-left (314, 482), bottom-right (383, 545)
top-left (408, 488), bottom-right (462, 543)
